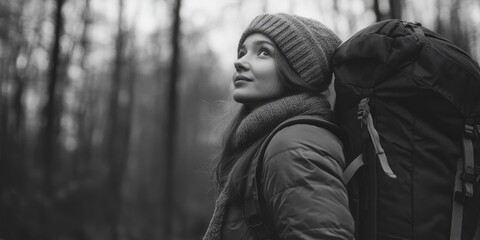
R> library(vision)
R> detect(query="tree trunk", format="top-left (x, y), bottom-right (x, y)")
top-left (450, 0), bottom-right (470, 53)
top-left (389, 0), bottom-right (403, 19)
top-left (42, 0), bottom-right (65, 197)
top-left (75, 0), bottom-right (92, 238)
top-left (76, 0), bottom-right (92, 175)
top-left (106, 0), bottom-right (127, 238)
top-left (165, 0), bottom-right (182, 238)
top-left (435, 0), bottom-right (445, 35)
top-left (373, 0), bottom-right (383, 22)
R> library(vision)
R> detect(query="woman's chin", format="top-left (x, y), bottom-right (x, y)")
top-left (233, 92), bottom-right (257, 105)
top-left (233, 94), bottom-right (248, 104)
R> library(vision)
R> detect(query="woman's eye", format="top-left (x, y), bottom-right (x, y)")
top-left (258, 48), bottom-right (271, 56)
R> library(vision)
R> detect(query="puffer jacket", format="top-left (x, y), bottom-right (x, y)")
top-left (221, 118), bottom-right (355, 240)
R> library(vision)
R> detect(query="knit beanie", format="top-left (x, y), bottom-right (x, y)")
top-left (238, 13), bottom-right (342, 91)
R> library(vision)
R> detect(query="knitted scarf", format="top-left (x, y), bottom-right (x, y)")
top-left (203, 93), bottom-right (331, 240)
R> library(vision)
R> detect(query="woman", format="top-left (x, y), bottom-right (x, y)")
top-left (204, 13), bottom-right (354, 240)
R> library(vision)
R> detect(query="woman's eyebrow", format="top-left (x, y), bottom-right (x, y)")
top-left (239, 40), bottom-right (274, 50)
top-left (253, 40), bottom-right (274, 47)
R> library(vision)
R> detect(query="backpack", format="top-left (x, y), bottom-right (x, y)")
top-left (333, 19), bottom-right (480, 240)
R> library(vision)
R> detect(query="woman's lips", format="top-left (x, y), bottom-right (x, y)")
top-left (234, 79), bottom-right (250, 87)
top-left (234, 75), bottom-right (253, 83)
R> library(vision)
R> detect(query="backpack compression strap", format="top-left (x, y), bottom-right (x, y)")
top-left (451, 119), bottom-right (480, 240)
top-left (343, 98), bottom-right (397, 184)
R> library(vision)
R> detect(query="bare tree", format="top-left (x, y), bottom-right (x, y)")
top-left (72, 0), bottom-right (93, 237)
top-left (373, 0), bottom-right (403, 21)
top-left (165, 0), bottom-right (182, 238)
top-left (373, 0), bottom-right (384, 22)
top-left (435, 0), bottom-right (470, 54)
top-left (449, 0), bottom-right (470, 53)
top-left (389, 0), bottom-right (403, 19)
top-left (105, 0), bottom-right (128, 238)
top-left (0, 1), bottom-right (31, 238)
top-left (42, 0), bottom-right (65, 196)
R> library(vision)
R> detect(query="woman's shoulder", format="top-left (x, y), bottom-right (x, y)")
top-left (264, 123), bottom-right (344, 162)
top-left (261, 122), bottom-right (347, 195)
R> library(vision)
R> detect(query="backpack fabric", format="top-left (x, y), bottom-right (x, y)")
top-left (333, 19), bottom-right (480, 240)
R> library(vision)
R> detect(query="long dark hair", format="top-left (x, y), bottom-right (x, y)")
top-left (212, 44), bottom-right (333, 201)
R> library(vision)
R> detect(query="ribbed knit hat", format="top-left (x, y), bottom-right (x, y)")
top-left (238, 13), bottom-right (342, 91)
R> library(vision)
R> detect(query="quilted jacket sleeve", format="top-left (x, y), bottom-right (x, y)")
top-left (262, 124), bottom-right (355, 240)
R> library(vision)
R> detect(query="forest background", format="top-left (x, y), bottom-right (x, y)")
top-left (1, 0), bottom-right (479, 239)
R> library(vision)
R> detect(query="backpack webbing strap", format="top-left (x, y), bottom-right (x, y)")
top-left (358, 98), bottom-right (396, 179)
top-left (343, 154), bottom-right (364, 184)
top-left (402, 21), bottom-right (426, 42)
top-left (365, 111), bottom-right (397, 179)
top-left (463, 125), bottom-right (476, 197)
top-left (451, 120), bottom-right (479, 240)
top-left (451, 158), bottom-right (465, 240)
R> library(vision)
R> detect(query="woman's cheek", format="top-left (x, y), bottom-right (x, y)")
top-left (256, 62), bottom-right (278, 82)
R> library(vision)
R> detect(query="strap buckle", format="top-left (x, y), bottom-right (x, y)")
top-left (357, 98), bottom-right (370, 126)
top-left (464, 119), bottom-right (480, 139)
top-left (465, 124), bottom-right (478, 139)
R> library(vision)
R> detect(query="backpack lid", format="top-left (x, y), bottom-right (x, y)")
top-left (333, 19), bottom-right (480, 117)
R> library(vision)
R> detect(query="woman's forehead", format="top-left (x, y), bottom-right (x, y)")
top-left (241, 33), bottom-right (274, 47)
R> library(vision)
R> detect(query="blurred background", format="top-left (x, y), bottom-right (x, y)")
top-left (0, 0), bottom-right (479, 239)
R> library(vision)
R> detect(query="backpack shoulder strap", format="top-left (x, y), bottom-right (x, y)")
top-left (243, 116), bottom-right (344, 240)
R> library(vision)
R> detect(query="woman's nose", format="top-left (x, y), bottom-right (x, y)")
top-left (234, 58), bottom-right (249, 72)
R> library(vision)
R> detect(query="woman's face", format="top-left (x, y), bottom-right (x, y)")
top-left (233, 33), bottom-right (286, 107)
